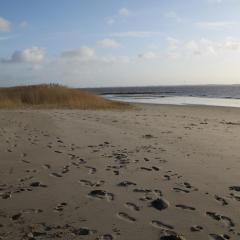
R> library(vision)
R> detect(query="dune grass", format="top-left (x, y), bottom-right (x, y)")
top-left (0, 84), bottom-right (130, 110)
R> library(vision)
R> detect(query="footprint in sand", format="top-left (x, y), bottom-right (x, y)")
top-left (72, 227), bottom-right (93, 236)
top-left (160, 234), bottom-right (186, 240)
top-left (227, 186), bottom-right (240, 201)
top-left (151, 220), bottom-right (174, 230)
top-left (214, 195), bottom-right (228, 206)
top-left (133, 188), bottom-right (152, 194)
top-left (30, 181), bottom-right (47, 188)
top-left (54, 150), bottom-right (62, 154)
top-left (0, 192), bottom-right (11, 199)
top-left (206, 212), bottom-right (235, 229)
top-left (117, 181), bottom-right (136, 187)
top-left (134, 188), bottom-right (162, 201)
top-left (143, 134), bottom-right (155, 139)
top-left (164, 175), bottom-right (171, 181)
top-left (43, 164), bottom-right (51, 169)
top-left (71, 158), bottom-right (87, 166)
top-left (88, 190), bottom-right (114, 201)
top-left (54, 202), bottom-right (67, 212)
top-left (209, 234), bottom-right (230, 240)
top-left (152, 166), bottom-right (160, 171)
top-left (190, 225), bottom-right (203, 232)
top-left (20, 152), bottom-right (27, 158)
top-left (22, 159), bottom-right (31, 164)
top-left (125, 202), bottom-right (140, 211)
top-left (173, 187), bottom-right (190, 193)
top-left (140, 167), bottom-right (152, 171)
top-left (173, 182), bottom-right (198, 193)
top-left (11, 213), bottom-right (22, 221)
top-left (117, 212), bottom-right (136, 222)
top-left (79, 179), bottom-right (105, 187)
top-left (175, 204), bottom-right (196, 211)
top-left (97, 234), bottom-right (114, 240)
top-left (19, 176), bottom-right (33, 182)
top-left (229, 186), bottom-right (240, 192)
top-left (85, 166), bottom-right (97, 174)
top-left (50, 172), bottom-right (62, 178)
top-left (22, 208), bottom-right (43, 214)
top-left (61, 165), bottom-right (69, 174)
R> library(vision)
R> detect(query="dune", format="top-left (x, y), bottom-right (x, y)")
top-left (0, 84), bottom-right (129, 109)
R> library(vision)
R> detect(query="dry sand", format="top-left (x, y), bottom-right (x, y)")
top-left (1, 103), bottom-right (240, 240)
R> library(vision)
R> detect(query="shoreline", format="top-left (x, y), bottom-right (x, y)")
top-left (133, 102), bottom-right (240, 110)
top-left (105, 95), bottom-right (240, 109)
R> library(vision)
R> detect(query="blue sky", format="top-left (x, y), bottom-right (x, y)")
top-left (1, 0), bottom-right (240, 87)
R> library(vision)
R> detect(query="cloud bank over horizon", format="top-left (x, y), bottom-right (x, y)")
top-left (1, 0), bottom-right (240, 87)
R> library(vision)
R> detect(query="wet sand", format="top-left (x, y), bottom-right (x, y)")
top-left (1, 104), bottom-right (240, 240)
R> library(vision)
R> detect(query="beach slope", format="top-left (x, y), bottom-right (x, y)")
top-left (1, 104), bottom-right (240, 239)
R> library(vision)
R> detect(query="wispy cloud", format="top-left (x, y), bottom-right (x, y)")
top-left (111, 31), bottom-right (163, 38)
top-left (61, 47), bottom-right (95, 60)
top-left (0, 17), bottom-right (11, 32)
top-left (60, 46), bottom-right (130, 64)
top-left (196, 21), bottom-right (237, 30)
top-left (97, 39), bottom-right (122, 49)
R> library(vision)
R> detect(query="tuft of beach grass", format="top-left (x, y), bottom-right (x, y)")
top-left (0, 84), bottom-right (130, 110)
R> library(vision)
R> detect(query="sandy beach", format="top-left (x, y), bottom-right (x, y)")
top-left (1, 103), bottom-right (240, 240)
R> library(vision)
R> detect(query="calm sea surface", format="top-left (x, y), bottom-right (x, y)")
top-left (85, 85), bottom-right (240, 108)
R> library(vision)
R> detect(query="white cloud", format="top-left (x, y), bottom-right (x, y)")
top-left (60, 46), bottom-right (130, 65)
top-left (196, 21), bottom-right (237, 30)
top-left (61, 47), bottom-right (95, 60)
top-left (2, 40), bottom-right (240, 87)
top-left (138, 51), bottom-right (158, 60)
top-left (1, 47), bottom-right (45, 64)
top-left (0, 46), bottom-right (133, 87)
top-left (118, 8), bottom-right (130, 17)
top-left (97, 39), bottom-right (122, 49)
top-left (0, 17), bottom-right (11, 32)
top-left (166, 37), bottom-right (240, 58)
top-left (167, 38), bottom-right (217, 57)
top-left (224, 38), bottom-right (240, 51)
top-left (111, 31), bottom-right (162, 38)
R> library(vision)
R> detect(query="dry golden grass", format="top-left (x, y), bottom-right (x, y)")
top-left (0, 84), bottom-right (130, 110)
